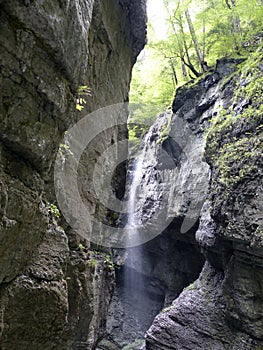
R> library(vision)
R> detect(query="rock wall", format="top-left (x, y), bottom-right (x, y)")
top-left (100, 228), bottom-right (204, 349)
top-left (99, 61), bottom-right (213, 347)
top-left (0, 1), bottom-right (146, 349)
top-left (145, 54), bottom-right (263, 349)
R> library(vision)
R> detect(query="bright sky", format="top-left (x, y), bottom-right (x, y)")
top-left (134, 0), bottom-right (168, 80)
top-left (147, 0), bottom-right (168, 39)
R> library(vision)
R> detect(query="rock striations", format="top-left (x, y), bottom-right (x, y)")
top-left (144, 54), bottom-right (263, 349)
top-left (1, 1), bottom-right (262, 349)
top-left (0, 1), bottom-right (146, 349)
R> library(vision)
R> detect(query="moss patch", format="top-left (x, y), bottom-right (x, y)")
top-left (123, 339), bottom-right (144, 350)
top-left (206, 45), bottom-right (263, 191)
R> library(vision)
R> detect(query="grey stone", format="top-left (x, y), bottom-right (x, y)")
top-left (144, 58), bottom-right (263, 349)
top-left (0, 0), bottom-right (146, 349)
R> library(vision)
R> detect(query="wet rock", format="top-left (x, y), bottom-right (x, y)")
top-left (145, 58), bottom-right (263, 349)
top-left (0, 0), bottom-right (146, 348)
top-left (146, 262), bottom-right (262, 350)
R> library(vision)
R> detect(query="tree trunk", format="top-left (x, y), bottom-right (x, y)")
top-left (181, 56), bottom-right (201, 77)
top-left (226, 0), bottom-right (242, 51)
top-left (202, 0), bottom-right (206, 62)
top-left (163, 0), bottom-right (188, 79)
top-left (181, 62), bottom-right (187, 80)
top-left (176, 12), bottom-right (200, 77)
top-left (185, 9), bottom-right (205, 72)
top-left (170, 60), bottom-right (178, 87)
top-left (163, 0), bottom-right (200, 79)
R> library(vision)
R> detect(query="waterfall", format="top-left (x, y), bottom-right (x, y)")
top-left (121, 152), bottom-right (149, 342)
top-left (127, 154), bottom-right (143, 240)
top-left (125, 132), bottom-right (151, 247)
top-left (124, 153), bottom-right (144, 290)
top-left (119, 140), bottom-right (165, 345)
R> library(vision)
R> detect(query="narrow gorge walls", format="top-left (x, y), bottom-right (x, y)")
top-left (0, 1), bottom-right (146, 349)
top-left (145, 55), bottom-right (263, 349)
top-left (100, 54), bottom-right (262, 350)
top-left (1, 1), bottom-right (262, 349)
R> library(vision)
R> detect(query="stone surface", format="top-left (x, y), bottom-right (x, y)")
top-left (1, 1), bottom-right (262, 349)
top-left (146, 262), bottom-right (262, 350)
top-left (100, 60), bottom-right (219, 347)
top-left (101, 228), bottom-right (204, 348)
top-left (0, 0), bottom-right (146, 349)
top-left (145, 56), bottom-right (263, 349)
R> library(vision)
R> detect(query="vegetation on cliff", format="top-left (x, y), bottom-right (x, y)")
top-left (206, 45), bottom-right (263, 191)
top-left (129, 0), bottom-right (263, 143)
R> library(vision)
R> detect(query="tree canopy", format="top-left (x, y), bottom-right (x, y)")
top-left (128, 0), bottom-right (263, 146)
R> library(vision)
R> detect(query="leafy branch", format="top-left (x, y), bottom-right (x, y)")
top-left (76, 85), bottom-right (92, 111)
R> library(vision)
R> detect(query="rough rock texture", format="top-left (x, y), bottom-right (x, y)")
top-left (146, 262), bottom-right (262, 350)
top-left (99, 62), bottom-right (214, 346)
top-left (145, 55), bottom-right (263, 349)
top-left (100, 228), bottom-right (204, 349)
top-left (0, 1), bottom-right (146, 349)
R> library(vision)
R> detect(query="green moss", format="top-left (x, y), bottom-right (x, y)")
top-left (161, 305), bottom-right (173, 313)
top-left (184, 281), bottom-right (197, 292)
top-left (219, 68), bottom-right (240, 91)
top-left (88, 258), bottom-right (97, 268)
top-left (214, 136), bottom-right (262, 188)
top-left (123, 339), bottom-right (144, 350)
top-left (206, 45), bottom-right (263, 190)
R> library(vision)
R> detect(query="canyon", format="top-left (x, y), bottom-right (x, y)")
top-left (0, 1), bottom-right (262, 350)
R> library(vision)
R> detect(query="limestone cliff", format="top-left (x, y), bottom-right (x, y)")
top-left (0, 1), bottom-right (146, 349)
top-left (143, 52), bottom-right (263, 349)
top-left (97, 50), bottom-right (262, 350)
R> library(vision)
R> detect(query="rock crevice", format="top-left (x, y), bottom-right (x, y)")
top-left (0, 1), bottom-right (146, 349)
top-left (145, 56), bottom-right (263, 349)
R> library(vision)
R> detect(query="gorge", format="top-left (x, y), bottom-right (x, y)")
top-left (0, 1), bottom-right (263, 350)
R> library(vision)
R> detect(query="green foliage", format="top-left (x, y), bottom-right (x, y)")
top-left (103, 253), bottom-right (115, 270)
top-left (88, 250), bottom-right (115, 270)
top-left (76, 85), bottom-right (92, 111)
top-left (123, 339), bottom-right (144, 350)
top-left (86, 251), bottom-right (115, 270)
top-left (128, 52), bottom-right (173, 145)
top-left (234, 47), bottom-right (263, 102)
top-left (59, 142), bottom-right (73, 158)
top-left (206, 45), bottom-right (263, 189)
top-left (88, 258), bottom-right (98, 268)
top-left (47, 203), bottom-right (61, 218)
top-left (78, 243), bottom-right (85, 250)
top-left (129, 0), bottom-right (263, 147)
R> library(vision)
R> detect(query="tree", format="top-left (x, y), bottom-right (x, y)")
top-left (184, 8), bottom-right (205, 71)
top-left (162, 0), bottom-right (188, 79)
top-left (128, 0), bottom-right (263, 145)
top-left (163, 0), bottom-right (201, 78)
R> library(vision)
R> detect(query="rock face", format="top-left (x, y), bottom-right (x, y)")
top-left (100, 228), bottom-right (204, 349)
top-left (145, 54), bottom-right (263, 349)
top-left (99, 64), bottom-right (213, 346)
top-left (0, 1), bottom-right (146, 349)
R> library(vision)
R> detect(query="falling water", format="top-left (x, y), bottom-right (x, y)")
top-left (127, 154), bottom-right (143, 239)
top-left (120, 152), bottom-right (151, 342)
top-left (124, 153), bottom-right (144, 289)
